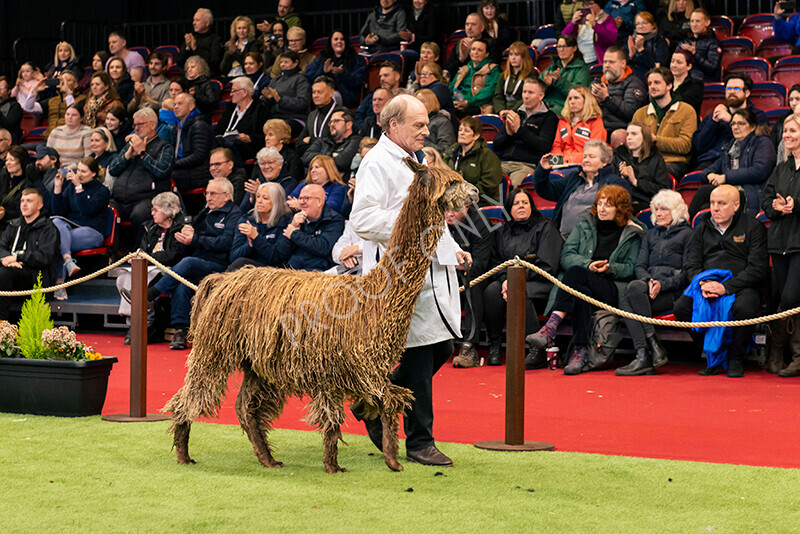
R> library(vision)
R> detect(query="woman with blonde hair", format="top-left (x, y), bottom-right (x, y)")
top-left (416, 88), bottom-right (455, 154)
top-left (288, 155), bottom-right (347, 213)
top-left (493, 41), bottom-right (534, 113)
top-left (661, 0), bottom-right (695, 47)
top-left (550, 85), bottom-right (606, 165)
top-left (43, 41), bottom-right (79, 98)
top-left (262, 118), bottom-right (303, 181)
top-left (221, 16), bottom-right (262, 79)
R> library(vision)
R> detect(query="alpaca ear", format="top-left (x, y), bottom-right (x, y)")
top-left (404, 157), bottom-right (432, 187)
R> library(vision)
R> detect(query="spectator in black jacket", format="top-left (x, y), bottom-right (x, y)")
top-left (0, 77), bottom-right (22, 144)
top-left (302, 108), bottom-right (361, 180)
top-left (184, 56), bottom-right (220, 118)
top-left (297, 76), bottom-right (336, 156)
top-left (355, 61), bottom-right (404, 131)
top-left (108, 108), bottom-right (174, 246)
top-left (693, 73), bottom-right (768, 171)
top-left (263, 118), bottom-right (303, 182)
top-left (220, 16), bottom-right (263, 80)
top-left (493, 78), bottom-right (559, 186)
top-left (283, 183), bottom-right (345, 271)
top-left (209, 148), bottom-right (247, 206)
top-left (399, 0), bottom-right (438, 52)
top-left (303, 33), bottom-right (366, 109)
top-left (214, 76), bottom-right (267, 167)
top-left (0, 146), bottom-right (36, 232)
top-left (624, 12), bottom-right (670, 82)
top-left (673, 184), bottom-right (768, 377)
top-left (358, 88), bottom-right (391, 140)
top-left (591, 46), bottom-right (648, 144)
top-left (261, 51), bottom-right (311, 132)
top-left (612, 121), bottom-right (669, 214)
top-left (678, 8), bottom-right (721, 84)
top-left (670, 49), bottom-right (703, 112)
top-left (359, 0), bottom-right (407, 55)
top-left (445, 13), bottom-right (499, 79)
top-left (170, 93), bottom-right (213, 192)
top-left (178, 8), bottom-right (224, 78)
top-left (0, 189), bottom-right (59, 319)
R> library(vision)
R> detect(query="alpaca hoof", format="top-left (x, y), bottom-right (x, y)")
top-left (325, 465), bottom-right (348, 474)
top-left (260, 460), bottom-right (283, 468)
top-left (385, 459), bottom-right (404, 472)
top-left (177, 456), bottom-right (196, 465)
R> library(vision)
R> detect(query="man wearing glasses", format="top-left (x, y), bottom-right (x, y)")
top-left (693, 73), bottom-right (768, 172)
top-left (283, 183), bottom-right (344, 271)
top-left (208, 148), bottom-right (247, 206)
top-left (109, 107), bottom-right (174, 246)
top-left (302, 108), bottom-right (361, 178)
top-left (146, 177), bottom-right (243, 350)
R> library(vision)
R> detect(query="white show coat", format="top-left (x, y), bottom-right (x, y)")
top-left (351, 133), bottom-right (461, 348)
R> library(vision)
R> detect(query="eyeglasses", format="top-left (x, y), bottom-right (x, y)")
top-left (298, 196), bottom-right (320, 202)
top-left (204, 191), bottom-right (225, 197)
top-left (329, 118), bottom-right (345, 124)
top-left (288, 38), bottom-right (303, 43)
top-left (209, 161), bottom-right (230, 168)
top-left (230, 87), bottom-right (245, 94)
top-left (556, 44), bottom-right (572, 49)
top-left (725, 87), bottom-right (744, 93)
top-left (419, 71), bottom-right (433, 76)
top-left (133, 122), bottom-right (148, 128)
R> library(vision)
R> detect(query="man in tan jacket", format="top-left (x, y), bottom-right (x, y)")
top-left (632, 66), bottom-right (697, 178)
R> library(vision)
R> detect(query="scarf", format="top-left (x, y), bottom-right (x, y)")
top-left (84, 91), bottom-right (108, 128)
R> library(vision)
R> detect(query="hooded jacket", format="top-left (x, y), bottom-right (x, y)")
top-left (611, 144), bottom-right (670, 214)
top-left (551, 116), bottom-right (607, 165)
top-left (265, 67), bottom-right (311, 121)
top-left (0, 213), bottom-right (59, 286)
top-left (694, 101), bottom-right (769, 166)
top-left (359, 3), bottom-right (407, 54)
top-left (599, 66), bottom-right (648, 132)
top-left (170, 108), bottom-right (213, 189)
top-left (634, 221), bottom-right (693, 293)
top-left (443, 137), bottom-right (503, 203)
top-left (451, 57), bottom-right (500, 110)
top-left (286, 204), bottom-right (345, 271)
top-left (681, 31), bottom-right (722, 84)
top-left (140, 218), bottom-right (188, 267)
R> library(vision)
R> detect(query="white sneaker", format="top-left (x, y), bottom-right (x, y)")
top-left (64, 259), bottom-right (81, 278)
top-left (54, 288), bottom-right (68, 301)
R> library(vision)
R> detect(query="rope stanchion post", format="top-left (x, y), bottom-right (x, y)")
top-left (475, 262), bottom-right (555, 452)
top-left (103, 255), bottom-right (169, 423)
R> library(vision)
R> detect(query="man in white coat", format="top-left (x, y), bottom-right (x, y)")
top-left (350, 94), bottom-right (470, 466)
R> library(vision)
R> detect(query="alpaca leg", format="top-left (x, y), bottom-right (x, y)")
top-left (322, 426), bottom-right (347, 474)
top-left (235, 368), bottom-right (284, 468)
top-left (380, 383), bottom-right (413, 472)
top-left (173, 422), bottom-right (195, 464)
top-left (308, 394), bottom-right (348, 473)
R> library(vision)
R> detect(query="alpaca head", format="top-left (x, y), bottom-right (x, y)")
top-left (403, 157), bottom-right (479, 213)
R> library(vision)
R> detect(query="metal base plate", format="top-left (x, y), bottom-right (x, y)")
top-left (102, 413), bottom-right (171, 423)
top-left (474, 440), bottom-right (555, 451)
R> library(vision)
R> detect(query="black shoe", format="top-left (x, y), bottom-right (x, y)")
top-left (406, 445), bottom-right (453, 466)
top-left (170, 328), bottom-right (188, 350)
top-left (648, 335), bottom-right (668, 368)
top-left (615, 349), bottom-right (655, 376)
top-left (524, 347), bottom-right (546, 370)
top-left (350, 402), bottom-right (383, 452)
top-left (123, 330), bottom-right (131, 345)
top-left (698, 365), bottom-right (722, 376)
top-left (727, 358), bottom-right (744, 378)
top-left (487, 339), bottom-right (503, 366)
top-left (120, 287), bottom-right (154, 316)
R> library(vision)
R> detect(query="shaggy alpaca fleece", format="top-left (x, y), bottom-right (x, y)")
top-left (164, 158), bottom-right (478, 473)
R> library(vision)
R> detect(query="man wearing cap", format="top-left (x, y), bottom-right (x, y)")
top-left (28, 145), bottom-right (60, 195)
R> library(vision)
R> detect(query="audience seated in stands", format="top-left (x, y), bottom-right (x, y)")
top-left (297, 76), bottom-right (336, 155)
top-left (29, 145), bottom-right (60, 193)
top-left (215, 76), bottom-right (268, 166)
top-left (209, 147), bottom-right (246, 206)
top-left (482, 187), bottom-right (563, 367)
top-left (229, 182), bottom-right (293, 270)
top-left (678, 8), bottom-right (721, 83)
top-left (400, 0), bottom-right (438, 52)
top-left (107, 57), bottom-right (135, 108)
top-left (445, 13), bottom-right (494, 79)
top-left (527, 184), bottom-right (643, 375)
top-left (694, 73), bottom-right (768, 171)
top-left (0, 76), bottom-right (23, 144)
top-left (289, 155), bottom-right (347, 213)
top-left (631, 67), bottom-right (697, 178)
top-left (107, 31), bottom-right (145, 78)
top-left (147, 177), bottom-right (243, 350)
top-left (359, 0), bottom-right (407, 55)
top-left (262, 51), bottom-right (311, 132)
top-left (221, 16), bottom-right (262, 80)
top-left (44, 71), bottom-right (84, 140)
top-left (127, 52), bottom-right (170, 114)
top-left (443, 115), bottom-right (503, 203)
top-left (0, 129), bottom-right (12, 169)
top-left (241, 146), bottom-right (298, 211)
top-left (0, 188), bottom-right (58, 319)
top-left (83, 71), bottom-right (124, 129)
top-left (184, 55), bottom-right (220, 118)
top-left (478, 0), bottom-right (515, 53)
top-left (263, 118), bottom-right (303, 182)
top-left (257, 0), bottom-right (303, 34)
top-left (47, 105), bottom-right (92, 167)
top-left (104, 107), bottom-right (131, 153)
top-left (605, 0), bottom-right (645, 42)
top-left (673, 184), bottom-right (768, 378)
top-left (624, 12), bottom-right (670, 82)
top-left (414, 62), bottom-right (456, 121)
top-left (551, 85), bottom-right (607, 165)
top-left (533, 139), bottom-right (631, 236)
top-left (170, 93), bottom-right (213, 193)
top-left (670, 49), bottom-right (703, 112)
top-left (78, 51), bottom-right (109, 95)
top-left (117, 192), bottom-right (187, 345)
top-left (12, 62), bottom-right (45, 115)
top-left (591, 45), bottom-right (647, 141)
top-left (563, 0), bottom-right (618, 67)
top-left (612, 121), bottom-right (669, 214)
top-left (359, 87), bottom-right (392, 139)
top-left (450, 38), bottom-right (499, 117)
top-left (494, 41), bottom-right (534, 114)
top-left (0, 146), bottom-right (37, 231)
top-left (416, 89), bottom-right (455, 155)
top-left (108, 107), bottom-right (174, 246)
top-left (691, 109), bottom-right (776, 218)
top-left (304, 31), bottom-right (367, 109)
top-left (616, 189), bottom-right (691, 376)
top-left (42, 42), bottom-right (80, 98)
top-left (541, 35), bottom-right (592, 115)
top-left (407, 41), bottom-right (441, 89)
top-left (355, 61), bottom-right (405, 130)
top-left (283, 182), bottom-right (345, 271)
top-left (88, 127), bottom-right (117, 172)
top-left (771, 84), bottom-right (800, 163)
top-left (242, 52), bottom-right (269, 95)
top-left (269, 27), bottom-right (315, 78)
top-left (494, 77), bottom-right (559, 186)
top-left (660, 0), bottom-right (694, 49)
top-left (261, 20), bottom-right (289, 75)
top-left (303, 108), bottom-right (361, 179)
top-left (50, 156), bottom-right (110, 300)
top-left (178, 8), bottom-right (223, 78)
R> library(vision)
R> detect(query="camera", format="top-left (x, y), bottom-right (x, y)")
top-left (265, 33), bottom-right (281, 44)
top-left (58, 168), bottom-right (69, 178)
top-left (548, 154), bottom-right (564, 166)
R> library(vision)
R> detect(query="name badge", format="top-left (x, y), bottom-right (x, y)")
top-left (315, 230), bottom-right (322, 235)
top-left (733, 234), bottom-right (745, 243)
top-left (214, 222), bottom-right (225, 229)
top-left (266, 234), bottom-right (275, 239)
top-left (560, 127), bottom-right (568, 138)
top-left (505, 94), bottom-right (516, 102)
top-left (575, 127), bottom-right (591, 140)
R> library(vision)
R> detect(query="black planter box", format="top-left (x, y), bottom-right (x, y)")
top-left (0, 357), bottom-right (118, 417)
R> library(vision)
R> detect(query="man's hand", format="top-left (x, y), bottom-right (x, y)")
top-left (129, 134), bottom-right (147, 156)
top-left (455, 250), bottom-right (472, 271)
top-left (399, 29), bottom-right (413, 41)
top-left (365, 33), bottom-right (379, 45)
top-left (591, 81), bottom-right (609, 101)
top-left (134, 81), bottom-right (145, 97)
top-left (503, 110), bottom-right (521, 135)
top-left (680, 42), bottom-right (696, 55)
top-left (588, 259), bottom-right (610, 273)
top-left (286, 197), bottom-right (301, 210)
top-left (501, 279), bottom-right (508, 301)
top-left (175, 225), bottom-right (195, 245)
top-left (236, 133), bottom-right (252, 143)
top-left (283, 212), bottom-right (306, 239)
top-left (775, 1), bottom-right (786, 18)
top-left (712, 104), bottom-right (732, 123)
top-left (458, 37), bottom-right (473, 60)
top-left (184, 33), bottom-right (197, 50)
top-left (339, 244), bottom-right (360, 268)
top-left (1, 254), bottom-right (17, 267)
top-left (700, 280), bottom-right (727, 299)
top-left (648, 278), bottom-right (661, 300)
top-left (707, 173), bottom-right (726, 186)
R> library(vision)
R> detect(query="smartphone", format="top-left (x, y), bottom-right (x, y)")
top-left (549, 154), bottom-right (564, 166)
top-left (58, 168), bottom-right (68, 178)
top-left (780, 1), bottom-right (796, 12)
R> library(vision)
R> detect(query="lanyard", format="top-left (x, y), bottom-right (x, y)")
top-left (313, 103), bottom-right (335, 138)
top-left (226, 101), bottom-right (251, 132)
top-left (504, 74), bottom-right (522, 96)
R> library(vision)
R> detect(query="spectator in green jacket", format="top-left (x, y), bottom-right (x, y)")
top-left (450, 38), bottom-right (499, 118)
top-left (443, 115), bottom-right (503, 203)
top-left (540, 35), bottom-right (592, 115)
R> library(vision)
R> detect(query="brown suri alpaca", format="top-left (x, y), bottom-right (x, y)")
top-left (163, 158), bottom-right (478, 473)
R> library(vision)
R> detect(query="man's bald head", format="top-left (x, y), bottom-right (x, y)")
top-left (299, 184), bottom-right (326, 220)
top-left (710, 184), bottom-right (740, 228)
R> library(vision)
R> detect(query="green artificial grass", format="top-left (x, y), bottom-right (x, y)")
top-left (1, 414), bottom-right (799, 533)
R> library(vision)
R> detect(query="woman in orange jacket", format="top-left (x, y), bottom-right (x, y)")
top-left (550, 85), bottom-right (606, 165)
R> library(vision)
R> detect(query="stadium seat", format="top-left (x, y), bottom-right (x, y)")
top-left (479, 205), bottom-right (504, 225)
top-left (739, 14), bottom-right (775, 47)
top-left (636, 208), bottom-right (654, 229)
top-left (766, 107), bottom-right (791, 126)
top-left (699, 83), bottom-right (725, 119)
top-left (536, 44), bottom-right (557, 71)
top-left (349, 35), bottom-right (361, 53)
top-left (165, 65), bottom-right (183, 81)
top-left (750, 81), bottom-right (786, 109)
top-left (772, 55), bottom-right (800, 87)
top-left (129, 47), bottom-right (150, 61)
top-left (590, 64), bottom-right (603, 81)
top-left (538, 207), bottom-right (554, 220)
top-left (756, 210), bottom-right (771, 228)
top-left (367, 54), bottom-right (403, 90)
top-left (721, 37), bottom-right (755, 71)
top-left (677, 170), bottom-right (704, 207)
top-left (532, 24), bottom-right (555, 41)
top-left (445, 30), bottom-right (466, 62)
top-left (520, 174), bottom-right (555, 210)
top-left (210, 79), bottom-right (223, 95)
top-left (475, 114), bottom-right (504, 143)
top-left (20, 112), bottom-right (39, 136)
top-left (154, 45), bottom-right (179, 67)
top-left (725, 57), bottom-right (771, 82)
top-left (692, 208), bottom-right (710, 228)
top-left (710, 15), bottom-right (734, 40)
top-left (756, 37), bottom-right (793, 61)
top-left (22, 126), bottom-right (46, 145)
top-left (73, 206), bottom-right (118, 258)
top-left (310, 37), bottom-right (328, 56)
top-left (499, 174), bottom-right (512, 203)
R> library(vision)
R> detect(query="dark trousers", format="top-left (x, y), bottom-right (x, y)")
top-left (111, 198), bottom-right (154, 248)
top-left (620, 279), bottom-right (678, 350)
top-left (226, 257), bottom-right (267, 272)
top-left (0, 267), bottom-right (37, 320)
top-left (666, 161), bottom-right (688, 181)
top-left (153, 257), bottom-right (226, 328)
top-left (552, 266), bottom-right (619, 346)
top-left (460, 279), bottom-right (484, 345)
top-left (673, 287), bottom-right (761, 359)
top-left (772, 253), bottom-right (800, 310)
top-left (482, 279), bottom-right (541, 340)
top-left (391, 339), bottom-right (453, 452)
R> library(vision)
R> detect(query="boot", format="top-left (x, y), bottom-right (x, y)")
top-left (615, 348), bottom-right (655, 376)
top-left (525, 314), bottom-right (563, 349)
top-left (765, 317), bottom-right (790, 374)
top-left (727, 354), bottom-right (744, 378)
top-left (779, 316), bottom-right (800, 377)
top-left (453, 342), bottom-right (480, 368)
top-left (524, 347), bottom-right (546, 370)
top-left (487, 337), bottom-right (503, 366)
top-left (563, 346), bottom-right (587, 375)
top-left (647, 335), bottom-right (668, 368)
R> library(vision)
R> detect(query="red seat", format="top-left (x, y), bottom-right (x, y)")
top-left (699, 83), bottom-right (725, 119)
top-left (739, 16), bottom-right (775, 48)
top-left (721, 37), bottom-right (755, 71)
top-left (710, 15), bottom-right (733, 40)
top-left (766, 107), bottom-right (791, 126)
top-left (20, 113), bottom-right (39, 136)
top-left (154, 45), bottom-right (179, 67)
top-left (677, 170), bottom-right (704, 207)
top-left (692, 208), bottom-right (710, 228)
top-left (725, 57), bottom-right (771, 82)
top-left (756, 37), bottom-right (793, 61)
top-left (367, 55), bottom-right (403, 91)
top-left (520, 174), bottom-right (555, 210)
top-left (536, 44), bottom-right (557, 72)
top-left (750, 81), bottom-right (786, 109)
top-left (479, 205), bottom-right (504, 225)
top-left (635, 208), bottom-right (653, 229)
top-left (772, 55), bottom-right (800, 87)
top-left (445, 30), bottom-right (466, 63)
top-left (129, 47), bottom-right (150, 61)
top-left (74, 206), bottom-right (118, 257)
top-left (165, 65), bottom-right (183, 81)
top-left (310, 37), bottom-right (328, 57)
top-left (22, 126), bottom-right (46, 145)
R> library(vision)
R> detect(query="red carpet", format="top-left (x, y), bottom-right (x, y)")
top-left (86, 333), bottom-right (800, 469)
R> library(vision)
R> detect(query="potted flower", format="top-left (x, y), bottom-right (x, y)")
top-left (0, 275), bottom-right (117, 417)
